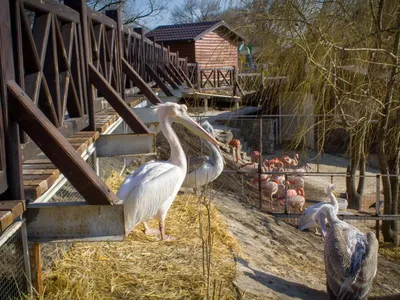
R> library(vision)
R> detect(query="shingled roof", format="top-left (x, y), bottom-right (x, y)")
top-left (145, 20), bottom-right (244, 42)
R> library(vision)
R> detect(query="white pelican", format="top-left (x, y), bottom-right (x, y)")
top-left (297, 184), bottom-right (338, 233)
top-left (117, 103), bottom-right (219, 240)
top-left (181, 121), bottom-right (224, 192)
top-left (316, 205), bottom-right (378, 299)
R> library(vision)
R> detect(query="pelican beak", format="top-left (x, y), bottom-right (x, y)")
top-left (173, 113), bottom-right (219, 146)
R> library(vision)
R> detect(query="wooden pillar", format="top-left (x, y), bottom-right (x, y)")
top-left (29, 244), bottom-right (43, 295)
top-left (204, 97), bottom-right (209, 112)
top-left (105, 9), bottom-right (124, 100)
top-left (65, 0), bottom-right (95, 131)
top-left (0, 0), bottom-right (24, 199)
top-left (196, 62), bottom-right (200, 90)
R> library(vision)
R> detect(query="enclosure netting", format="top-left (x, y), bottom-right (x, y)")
top-left (0, 223), bottom-right (27, 300)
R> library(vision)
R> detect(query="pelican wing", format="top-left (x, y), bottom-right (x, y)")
top-left (337, 231), bottom-right (378, 300)
top-left (187, 156), bottom-right (209, 174)
top-left (118, 161), bottom-right (183, 230)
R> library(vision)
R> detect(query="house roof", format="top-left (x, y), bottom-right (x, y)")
top-left (145, 20), bottom-right (244, 42)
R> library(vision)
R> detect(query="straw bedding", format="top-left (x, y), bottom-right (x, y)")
top-left (39, 171), bottom-right (240, 299)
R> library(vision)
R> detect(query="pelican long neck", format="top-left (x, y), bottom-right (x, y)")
top-left (325, 206), bottom-right (339, 225)
top-left (160, 117), bottom-right (186, 168)
top-left (204, 141), bottom-right (223, 167)
top-left (328, 188), bottom-right (339, 212)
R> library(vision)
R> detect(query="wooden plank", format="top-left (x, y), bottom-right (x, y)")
top-left (24, 158), bottom-right (52, 164)
top-left (89, 63), bottom-right (152, 133)
top-left (25, 186), bottom-right (42, 200)
top-left (23, 164), bottom-right (56, 170)
top-left (23, 169), bottom-right (60, 176)
top-left (145, 63), bottom-right (174, 96)
top-left (8, 80), bottom-right (119, 205)
top-left (157, 66), bottom-right (179, 90)
top-left (0, 200), bottom-right (25, 220)
top-left (121, 58), bottom-right (162, 105)
top-left (0, 211), bottom-right (14, 232)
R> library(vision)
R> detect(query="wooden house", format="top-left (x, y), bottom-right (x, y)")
top-left (145, 21), bottom-right (244, 69)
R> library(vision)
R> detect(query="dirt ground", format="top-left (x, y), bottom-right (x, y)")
top-left (164, 121), bottom-right (400, 299)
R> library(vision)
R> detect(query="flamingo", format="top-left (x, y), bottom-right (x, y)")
top-left (117, 103), bottom-right (219, 240)
top-left (316, 205), bottom-right (378, 299)
top-left (281, 153), bottom-right (299, 169)
top-left (297, 184), bottom-right (338, 234)
top-left (182, 121), bottom-right (224, 192)
top-left (264, 158), bottom-right (284, 170)
top-left (228, 139), bottom-right (241, 162)
top-left (279, 187), bottom-right (306, 212)
top-left (240, 150), bottom-right (260, 169)
top-left (288, 163), bottom-right (312, 178)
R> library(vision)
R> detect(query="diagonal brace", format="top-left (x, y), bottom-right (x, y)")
top-left (145, 63), bottom-right (174, 97)
top-left (88, 63), bottom-right (150, 134)
top-left (7, 80), bottom-right (119, 205)
top-left (121, 58), bottom-right (162, 105)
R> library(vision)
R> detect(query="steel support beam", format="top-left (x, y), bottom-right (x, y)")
top-left (157, 66), bottom-right (179, 90)
top-left (96, 133), bottom-right (156, 157)
top-left (121, 58), bottom-right (162, 105)
top-left (88, 63), bottom-right (150, 134)
top-left (131, 107), bottom-right (159, 124)
top-left (7, 80), bottom-right (119, 205)
top-left (26, 202), bottom-right (125, 242)
top-left (145, 63), bottom-right (174, 96)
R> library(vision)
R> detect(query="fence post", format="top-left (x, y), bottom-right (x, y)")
top-left (284, 173), bottom-right (288, 214)
top-left (376, 174), bottom-right (381, 240)
top-left (65, 0), bottom-right (95, 131)
top-left (258, 117), bottom-right (263, 209)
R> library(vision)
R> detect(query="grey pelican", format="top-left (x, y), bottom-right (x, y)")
top-left (182, 121), bottom-right (224, 192)
top-left (317, 205), bottom-right (378, 299)
top-left (117, 103), bottom-right (219, 240)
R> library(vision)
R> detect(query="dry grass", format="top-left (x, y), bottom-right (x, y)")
top-left (38, 171), bottom-right (240, 299)
top-left (379, 242), bottom-right (400, 262)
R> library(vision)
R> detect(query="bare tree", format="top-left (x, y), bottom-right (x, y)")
top-left (236, 0), bottom-right (400, 244)
top-left (170, 0), bottom-right (222, 23)
top-left (86, 0), bottom-right (168, 26)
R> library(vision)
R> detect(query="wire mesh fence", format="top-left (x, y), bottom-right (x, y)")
top-left (0, 222), bottom-right (28, 300)
top-left (49, 152), bottom-right (96, 203)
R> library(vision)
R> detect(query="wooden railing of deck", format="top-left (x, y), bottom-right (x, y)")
top-left (0, 0), bottom-right (188, 203)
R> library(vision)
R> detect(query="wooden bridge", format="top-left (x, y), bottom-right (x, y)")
top-left (0, 0), bottom-right (201, 244)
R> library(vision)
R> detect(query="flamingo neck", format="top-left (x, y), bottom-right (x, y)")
top-left (160, 118), bottom-right (186, 169)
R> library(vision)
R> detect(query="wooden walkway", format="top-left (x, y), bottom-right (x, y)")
top-left (23, 96), bottom-right (147, 201)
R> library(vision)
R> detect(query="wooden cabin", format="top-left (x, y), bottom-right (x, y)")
top-left (145, 21), bottom-right (244, 69)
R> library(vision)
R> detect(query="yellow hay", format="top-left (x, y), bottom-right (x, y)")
top-left (39, 171), bottom-right (241, 299)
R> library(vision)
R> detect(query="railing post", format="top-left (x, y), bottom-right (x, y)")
top-left (258, 117), bottom-right (263, 210)
top-left (376, 174), bottom-right (381, 240)
top-left (65, 0), bottom-right (95, 131)
top-left (0, 0), bottom-right (24, 199)
top-left (105, 9), bottom-right (124, 100)
top-left (196, 63), bottom-right (200, 90)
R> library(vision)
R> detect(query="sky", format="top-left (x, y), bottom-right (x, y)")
top-left (138, 0), bottom-right (184, 29)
